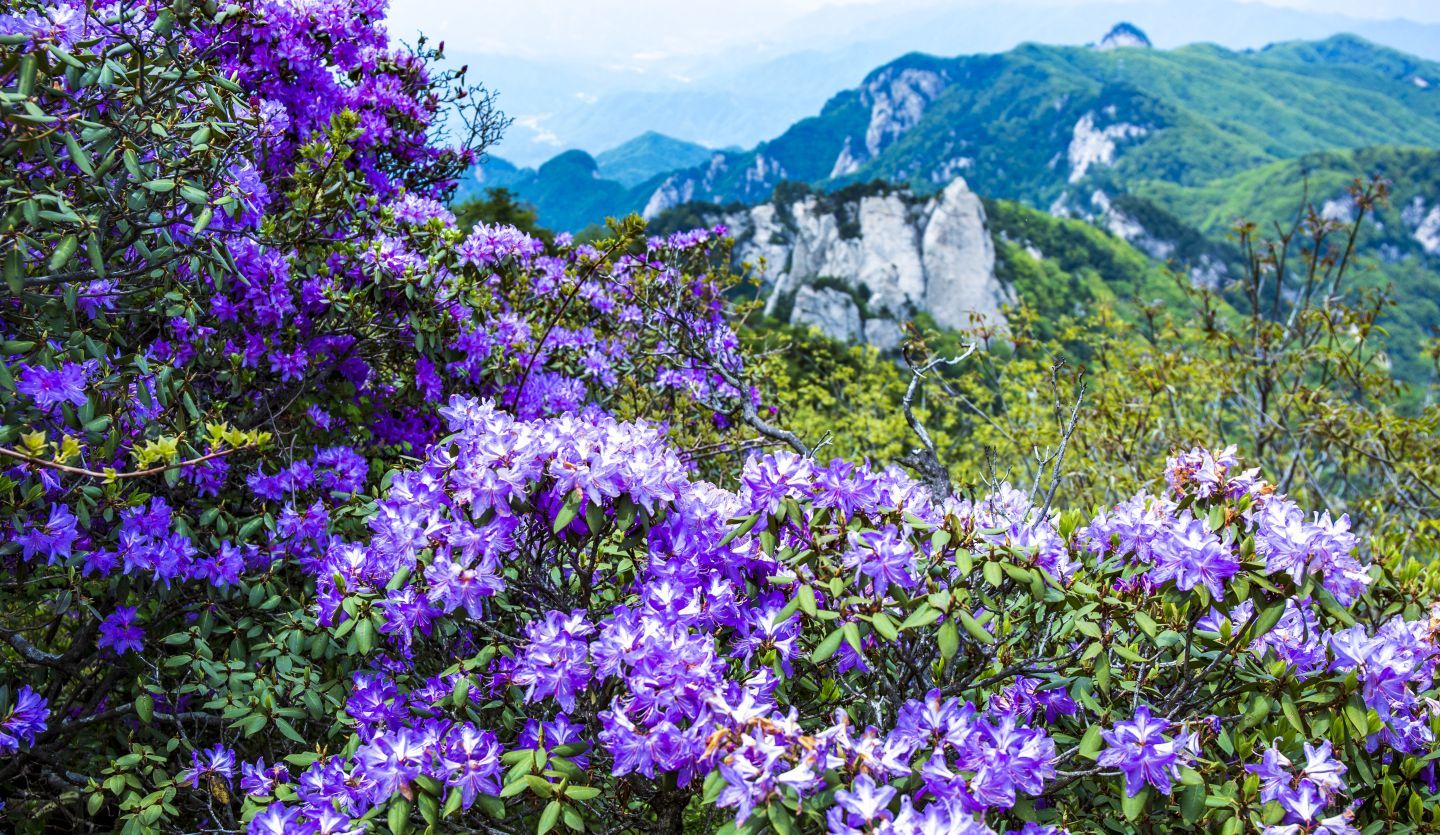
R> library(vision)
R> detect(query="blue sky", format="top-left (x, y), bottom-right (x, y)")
top-left (388, 0), bottom-right (1440, 63)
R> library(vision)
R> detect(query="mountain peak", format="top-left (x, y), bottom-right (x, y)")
top-left (1096, 22), bottom-right (1153, 51)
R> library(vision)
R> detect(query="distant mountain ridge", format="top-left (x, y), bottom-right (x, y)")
top-left (452, 1), bottom-right (1440, 167)
top-left (635, 33), bottom-right (1440, 217)
top-left (468, 32), bottom-right (1440, 231)
top-left (593, 133), bottom-right (716, 187)
top-left (456, 133), bottom-right (716, 232)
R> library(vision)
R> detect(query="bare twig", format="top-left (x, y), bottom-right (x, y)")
top-left (0, 444), bottom-right (250, 481)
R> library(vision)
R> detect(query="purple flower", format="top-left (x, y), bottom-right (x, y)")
top-left (834, 773), bottom-right (896, 824)
top-left (16, 361), bottom-right (90, 410)
top-left (457, 223), bottom-right (542, 267)
top-left (240, 758), bottom-right (290, 797)
top-left (247, 803), bottom-right (303, 834)
top-left (98, 606), bottom-right (145, 655)
top-left (1097, 706), bottom-right (1190, 796)
top-left (1150, 516), bottom-right (1238, 598)
top-left (391, 193), bottom-right (455, 226)
top-left (1301, 741), bottom-right (1347, 799)
top-left (0, 685), bottom-right (49, 752)
top-left (181, 744), bottom-right (236, 788)
top-left (356, 728), bottom-right (428, 802)
top-left (513, 611), bottom-right (594, 712)
top-left (15, 504), bottom-right (80, 564)
top-left (440, 725), bottom-right (502, 808)
top-left (844, 526), bottom-right (917, 590)
top-left (1246, 744), bottom-right (1294, 805)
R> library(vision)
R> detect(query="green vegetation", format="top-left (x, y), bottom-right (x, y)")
top-left (592, 131), bottom-right (714, 186)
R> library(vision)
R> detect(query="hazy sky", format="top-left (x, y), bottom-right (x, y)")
top-left (387, 0), bottom-right (1440, 62)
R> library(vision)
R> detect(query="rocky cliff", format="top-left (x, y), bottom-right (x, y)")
top-left (718, 178), bottom-right (1011, 348)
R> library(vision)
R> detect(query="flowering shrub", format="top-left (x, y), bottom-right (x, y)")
top-left (2, 2), bottom-right (1439, 834)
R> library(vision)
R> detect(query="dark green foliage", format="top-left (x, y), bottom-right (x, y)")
top-left (985, 198), bottom-right (1190, 315)
top-left (1134, 146), bottom-right (1440, 384)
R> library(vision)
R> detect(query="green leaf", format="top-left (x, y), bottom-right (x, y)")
top-left (565, 786), bottom-right (601, 801)
top-left (1180, 784), bottom-right (1206, 823)
top-left (1253, 599), bottom-right (1288, 637)
top-left (797, 585), bottom-right (818, 619)
top-left (388, 798), bottom-right (411, 835)
top-left (49, 235), bottom-right (78, 272)
top-left (191, 206), bottom-right (214, 235)
top-left (443, 788), bottom-right (464, 817)
top-left (1314, 586), bottom-right (1356, 627)
top-left (810, 629), bottom-right (844, 664)
top-left (1133, 611), bottom-right (1158, 638)
top-left (274, 717), bottom-right (306, 744)
top-left (717, 512), bottom-right (761, 547)
top-left (552, 490), bottom-right (582, 534)
top-left (1121, 786), bottom-right (1149, 821)
top-left (538, 800), bottom-right (561, 835)
top-left (355, 618), bottom-right (375, 655)
top-left (958, 610), bottom-right (995, 645)
top-left (63, 132), bottom-right (95, 176)
top-left (134, 694), bottom-right (153, 724)
top-left (141, 179), bottom-right (176, 193)
top-left (1345, 696), bottom-right (1370, 737)
top-left (499, 779), bottom-right (529, 799)
top-left (937, 620), bottom-right (959, 659)
top-left (899, 604), bottom-right (937, 631)
top-left (1078, 725), bottom-right (1103, 760)
top-left (767, 802), bottom-right (796, 835)
top-left (1281, 692), bottom-right (1304, 733)
top-left (1241, 694), bottom-right (1271, 729)
top-left (871, 611), bottom-right (898, 642)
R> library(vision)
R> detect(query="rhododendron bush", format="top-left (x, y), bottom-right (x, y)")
top-left (2, 2), bottom-right (1439, 834)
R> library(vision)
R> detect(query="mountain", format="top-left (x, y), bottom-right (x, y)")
top-left (473, 34), bottom-right (1440, 230)
top-left (461, 32), bottom-right (1440, 383)
top-left (1096, 22), bottom-right (1154, 50)
top-left (453, 150), bottom-right (661, 234)
top-left (593, 133), bottom-right (716, 187)
top-left (637, 34), bottom-right (1440, 217)
top-left (466, 33), bottom-right (1434, 221)
top-left (453, 134), bottom-right (717, 230)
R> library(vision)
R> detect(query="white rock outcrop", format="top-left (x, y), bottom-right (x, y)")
top-left (792, 286), bottom-right (863, 343)
top-left (1415, 205), bottom-right (1440, 256)
top-left (1067, 112), bottom-right (1147, 183)
top-left (730, 178), bottom-right (1010, 348)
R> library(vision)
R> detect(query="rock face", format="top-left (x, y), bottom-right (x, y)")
top-left (1404, 196), bottom-right (1440, 256)
top-left (791, 287), bottom-right (863, 343)
top-left (1096, 22), bottom-right (1153, 50)
top-left (721, 178), bottom-right (1010, 348)
top-left (1067, 111), bottom-right (1147, 183)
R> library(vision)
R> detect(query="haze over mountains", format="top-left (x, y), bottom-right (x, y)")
top-left (425, 0), bottom-right (1440, 167)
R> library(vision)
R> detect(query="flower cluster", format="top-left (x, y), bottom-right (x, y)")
top-left (0, 687), bottom-right (49, 754)
top-left (1097, 707), bottom-right (1196, 797)
top-left (1246, 741), bottom-right (1357, 834)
